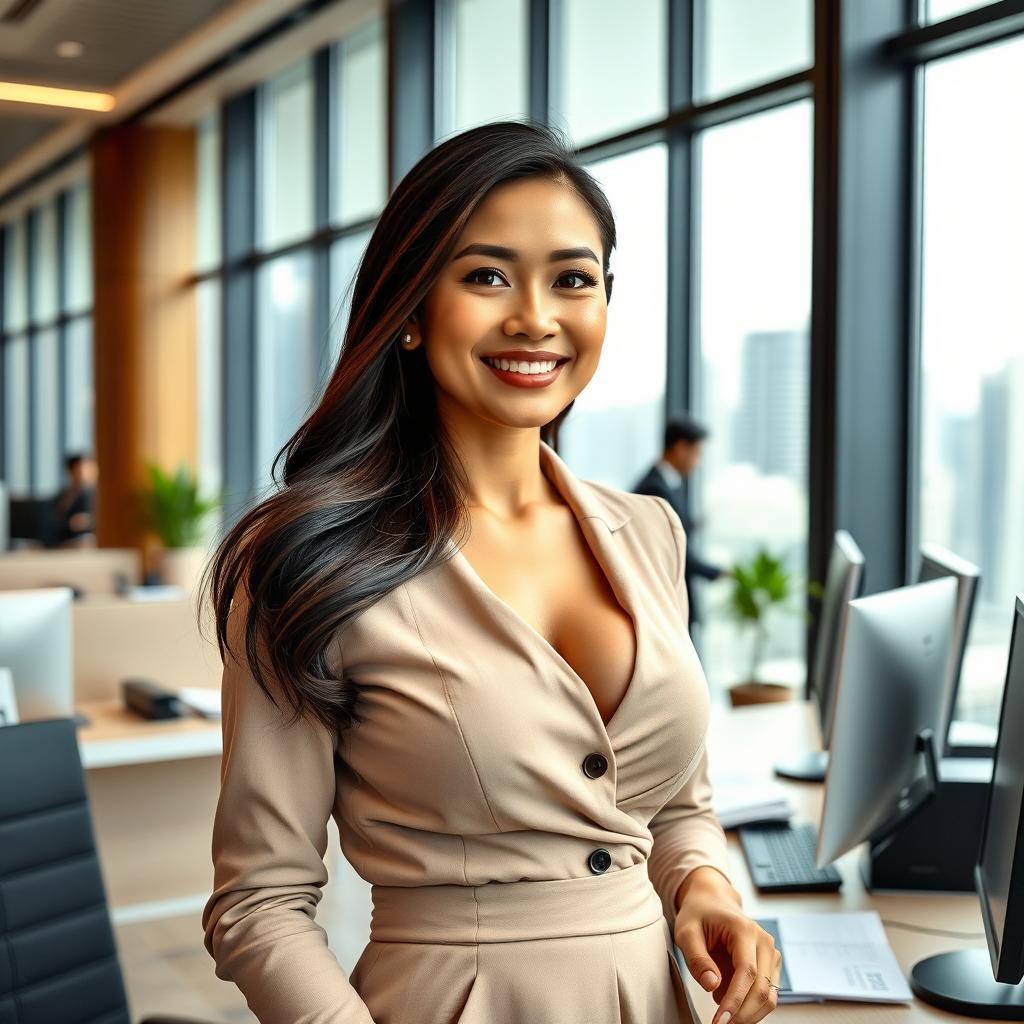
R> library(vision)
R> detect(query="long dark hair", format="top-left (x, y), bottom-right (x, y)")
top-left (200, 119), bottom-right (617, 736)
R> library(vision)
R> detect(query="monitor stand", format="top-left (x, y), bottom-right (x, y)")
top-left (911, 950), bottom-right (1024, 1019)
top-left (773, 749), bottom-right (828, 782)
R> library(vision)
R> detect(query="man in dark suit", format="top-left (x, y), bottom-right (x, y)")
top-left (633, 414), bottom-right (728, 638)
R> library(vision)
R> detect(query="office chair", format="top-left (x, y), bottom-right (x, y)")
top-left (0, 717), bottom-right (216, 1024)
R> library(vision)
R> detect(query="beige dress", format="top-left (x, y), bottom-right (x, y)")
top-left (202, 440), bottom-right (732, 1024)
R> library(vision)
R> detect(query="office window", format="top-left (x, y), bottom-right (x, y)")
top-left (3, 217), bottom-right (28, 333)
top-left (550, 0), bottom-right (667, 149)
top-left (925, 0), bottom-right (991, 21)
top-left (31, 201), bottom-right (59, 324)
top-left (694, 101), bottom-right (813, 692)
top-left (258, 59), bottom-right (314, 250)
top-left (196, 111), bottom-right (221, 272)
top-left (332, 18), bottom-right (388, 224)
top-left (32, 327), bottom-right (60, 494)
top-left (196, 278), bottom-right (223, 501)
top-left (64, 317), bottom-right (94, 454)
top-left (3, 334), bottom-right (30, 494)
top-left (918, 35), bottom-right (1024, 729)
top-left (559, 145), bottom-right (668, 488)
top-left (439, 0), bottom-right (528, 137)
top-left (328, 228), bottom-right (373, 370)
top-left (62, 181), bottom-right (92, 316)
top-left (695, 0), bottom-right (813, 103)
top-left (255, 252), bottom-right (315, 491)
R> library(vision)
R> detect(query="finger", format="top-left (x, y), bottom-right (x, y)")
top-left (732, 937), bottom-right (780, 1023)
top-left (676, 923), bottom-right (722, 992)
top-left (711, 930), bottom-right (759, 1024)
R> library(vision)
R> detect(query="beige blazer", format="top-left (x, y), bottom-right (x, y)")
top-left (202, 440), bottom-right (731, 1023)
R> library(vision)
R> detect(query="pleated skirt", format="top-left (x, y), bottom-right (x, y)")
top-left (348, 861), bottom-right (695, 1024)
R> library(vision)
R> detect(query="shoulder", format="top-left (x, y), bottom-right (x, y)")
top-left (580, 478), bottom-right (687, 579)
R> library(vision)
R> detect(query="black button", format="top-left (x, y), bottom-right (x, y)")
top-left (582, 752), bottom-right (608, 779)
top-left (588, 848), bottom-right (612, 874)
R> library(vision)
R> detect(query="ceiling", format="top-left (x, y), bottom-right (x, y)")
top-left (0, 0), bottom-right (238, 178)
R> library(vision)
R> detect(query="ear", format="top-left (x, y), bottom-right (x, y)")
top-left (604, 271), bottom-right (614, 304)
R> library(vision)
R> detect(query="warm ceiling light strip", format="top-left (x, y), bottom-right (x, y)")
top-left (0, 81), bottom-right (114, 112)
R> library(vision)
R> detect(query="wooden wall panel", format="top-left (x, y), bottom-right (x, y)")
top-left (91, 123), bottom-right (197, 572)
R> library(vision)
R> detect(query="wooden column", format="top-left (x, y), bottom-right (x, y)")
top-left (91, 123), bottom-right (197, 574)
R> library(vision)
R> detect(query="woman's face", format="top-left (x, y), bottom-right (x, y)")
top-left (410, 176), bottom-right (611, 434)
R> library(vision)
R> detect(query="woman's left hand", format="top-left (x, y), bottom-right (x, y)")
top-left (672, 867), bottom-right (782, 1024)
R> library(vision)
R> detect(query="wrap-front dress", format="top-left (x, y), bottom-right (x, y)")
top-left (202, 439), bottom-right (732, 1023)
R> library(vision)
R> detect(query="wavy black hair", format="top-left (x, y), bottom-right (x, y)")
top-left (199, 119), bottom-right (617, 735)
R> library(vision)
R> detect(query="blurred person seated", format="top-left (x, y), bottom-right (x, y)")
top-left (55, 452), bottom-right (98, 549)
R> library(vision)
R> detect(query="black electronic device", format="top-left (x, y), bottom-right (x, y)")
top-left (121, 678), bottom-right (184, 720)
top-left (738, 822), bottom-right (842, 893)
top-left (910, 595), bottom-right (1024, 1018)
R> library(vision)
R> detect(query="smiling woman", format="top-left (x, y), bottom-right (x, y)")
top-left (200, 119), bottom-right (778, 1024)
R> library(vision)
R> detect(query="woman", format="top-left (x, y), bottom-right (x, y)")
top-left (201, 120), bottom-right (782, 1024)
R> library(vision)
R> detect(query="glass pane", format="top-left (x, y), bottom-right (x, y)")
top-left (551, 0), bottom-right (667, 149)
top-left (328, 228), bottom-right (373, 371)
top-left (3, 335), bottom-right (30, 495)
top-left (918, 35), bottom-right (1024, 731)
top-left (925, 0), bottom-right (990, 22)
top-left (31, 201), bottom-right (59, 323)
top-left (333, 18), bottom-right (388, 224)
top-left (3, 218), bottom-right (28, 332)
top-left (196, 111), bottom-right (221, 271)
top-left (64, 317), bottom-right (94, 455)
top-left (259, 59), bottom-right (314, 250)
top-left (695, 0), bottom-right (813, 103)
top-left (255, 251), bottom-right (315, 491)
top-left (197, 279), bottom-right (223, 499)
top-left (32, 327), bottom-right (60, 495)
top-left (63, 181), bottom-right (93, 315)
top-left (448, 0), bottom-right (528, 134)
top-left (694, 100), bottom-right (813, 694)
top-left (559, 145), bottom-right (668, 488)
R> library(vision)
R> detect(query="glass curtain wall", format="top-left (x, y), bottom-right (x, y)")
top-left (917, 32), bottom-right (1024, 729)
top-left (0, 179), bottom-right (93, 501)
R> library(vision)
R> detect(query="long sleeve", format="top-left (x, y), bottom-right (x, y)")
top-left (201, 596), bottom-right (376, 1024)
top-left (646, 498), bottom-right (733, 929)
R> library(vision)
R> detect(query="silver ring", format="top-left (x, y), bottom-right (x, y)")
top-left (765, 976), bottom-right (780, 993)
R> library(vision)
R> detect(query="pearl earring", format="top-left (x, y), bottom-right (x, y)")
top-left (402, 333), bottom-right (413, 346)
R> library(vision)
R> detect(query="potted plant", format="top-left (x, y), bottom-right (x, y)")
top-left (723, 547), bottom-right (823, 707)
top-left (141, 461), bottom-right (222, 592)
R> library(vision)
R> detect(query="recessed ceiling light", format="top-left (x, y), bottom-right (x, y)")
top-left (56, 41), bottom-right (85, 59)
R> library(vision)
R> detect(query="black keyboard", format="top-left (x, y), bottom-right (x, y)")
top-left (738, 822), bottom-right (843, 893)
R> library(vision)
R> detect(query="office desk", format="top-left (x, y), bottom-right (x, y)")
top-left (684, 700), bottom-right (987, 1022)
top-left (77, 699), bottom-right (222, 922)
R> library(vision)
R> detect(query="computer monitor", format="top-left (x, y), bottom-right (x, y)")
top-left (815, 575), bottom-right (958, 868)
top-left (774, 530), bottom-right (864, 782)
top-left (0, 479), bottom-right (8, 550)
top-left (910, 594), bottom-right (1024, 1018)
top-left (916, 544), bottom-right (982, 755)
top-left (0, 588), bottom-right (76, 722)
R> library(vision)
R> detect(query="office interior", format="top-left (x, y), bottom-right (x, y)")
top-left (0, 0), bottom-right (1022, 1021)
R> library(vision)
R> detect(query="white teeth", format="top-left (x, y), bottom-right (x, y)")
top-left (483, 357), bottom-right (559, 374)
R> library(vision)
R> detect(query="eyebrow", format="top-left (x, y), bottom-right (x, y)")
top-left (451, 243), bottom-right (600, 265)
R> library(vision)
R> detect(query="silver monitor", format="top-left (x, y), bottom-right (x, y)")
top-left (916, 544), bottom-right (981, 755)
top-left (0, 587), bottom-right (75, 721)
top-left (816, 575), bottom-right (958, 867)
top-left (774, 530), bottom-right (864, 782)
top-left (910, 595), bottom-right (1024, 1017)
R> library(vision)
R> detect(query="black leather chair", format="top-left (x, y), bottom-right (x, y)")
top-left (0, 717), bottom-right (216, 1024)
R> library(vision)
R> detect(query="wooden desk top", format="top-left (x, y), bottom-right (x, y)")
top-left (683, 699), bottom-right (988, 1023)
top-left (76, 698), bottom-right (221, 769)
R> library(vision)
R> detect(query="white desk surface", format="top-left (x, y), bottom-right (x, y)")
top-left (76, 698), bottom-right (221, 769)
top-left (685, 699), bottom-right (989, 1023)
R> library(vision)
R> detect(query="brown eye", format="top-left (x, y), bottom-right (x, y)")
top-left (561, 270), bottom-right (599, 288)
top-left (463, 268), bottom-right (508, 287)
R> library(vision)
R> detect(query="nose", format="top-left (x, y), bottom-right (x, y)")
top-left (502, 282), bottom-right (559, 340)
